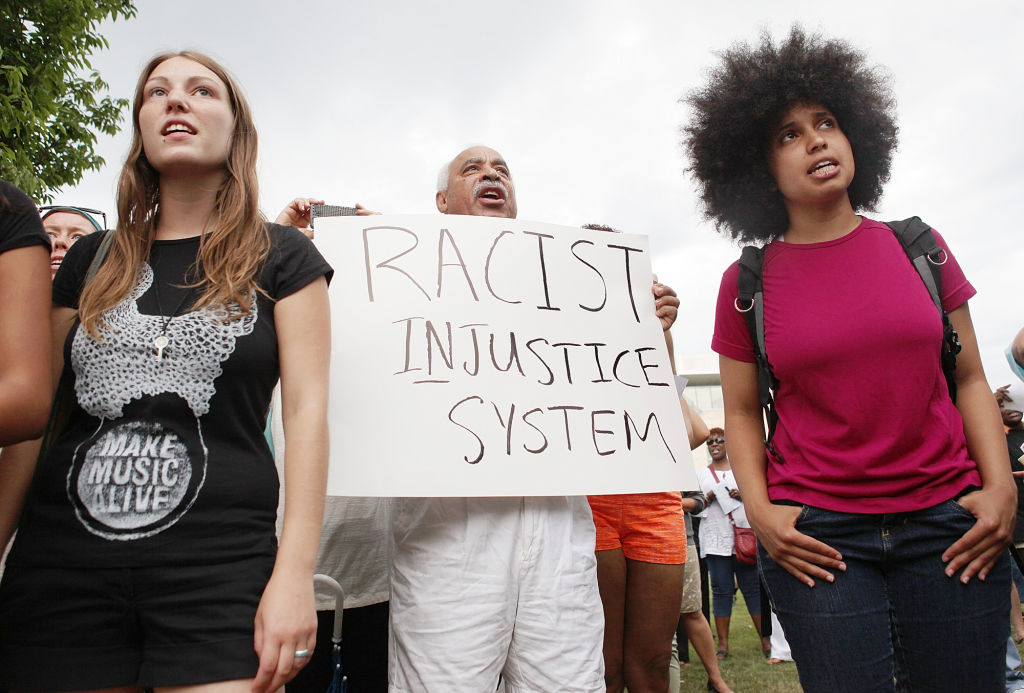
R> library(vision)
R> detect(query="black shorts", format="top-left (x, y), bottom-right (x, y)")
top-left (0, 554), bottom-right (274, 690)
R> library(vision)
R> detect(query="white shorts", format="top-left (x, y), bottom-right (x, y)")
top-left (388, 496), bottom-right (605, 693)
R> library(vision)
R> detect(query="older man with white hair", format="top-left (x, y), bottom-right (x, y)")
top-left (388, 145), bottom-right (679, 693)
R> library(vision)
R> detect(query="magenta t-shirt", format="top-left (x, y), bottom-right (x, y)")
top-left (712, 217), bottom-right (981, 513)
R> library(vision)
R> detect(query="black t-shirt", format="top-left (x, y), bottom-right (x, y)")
top-left (0, 181), bottom-right (50, 255)
top-left (9, 224), bottom-right (332, 568)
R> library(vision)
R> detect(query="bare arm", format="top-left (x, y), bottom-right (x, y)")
top-left (0, 245), bottom-right (53, 444)
top-left (680, 396), bottom-right (709, 450)
top-left (0, 442), bottom-right (40, 554)
top-left (664, 324), bottom-right (677, 375)
top-left (0, 305), bottom-right (77, 553)
top-left (720, 354), bottom-right (844, 587)
top-left (252, 277), bottom-right (330, 692)
top-left (657, 285), bottom-right (695, 450)
top-left (940, 304), bottom-right (1016, 582)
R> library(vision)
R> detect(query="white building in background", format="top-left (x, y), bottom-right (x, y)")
top-left (676, 352), bottom-right (723, 470)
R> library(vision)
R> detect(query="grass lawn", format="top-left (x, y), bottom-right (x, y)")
top-left (675, 592), bottom-right (1024, 692)
top-left (676, 592), bottom-right (800, 692)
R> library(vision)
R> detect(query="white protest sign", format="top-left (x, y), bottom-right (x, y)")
top-left (313, 214), bottom-right (696, 496)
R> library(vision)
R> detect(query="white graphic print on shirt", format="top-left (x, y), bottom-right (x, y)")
top-left (67, 263), bottom-right (257, 541)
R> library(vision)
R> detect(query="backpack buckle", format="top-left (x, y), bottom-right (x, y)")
top-left (927, 248), bottom-right (948, 266)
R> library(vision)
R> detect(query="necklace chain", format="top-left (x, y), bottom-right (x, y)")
top-left (150, 263), bottom-right (195, 362)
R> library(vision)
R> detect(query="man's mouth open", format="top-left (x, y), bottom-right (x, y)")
top-left (474, 183), bottom-right (507, 205)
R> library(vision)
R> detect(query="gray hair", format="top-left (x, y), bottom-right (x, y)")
top-left (437, 144), bottom-right (505, 192)
top-left (437, 159), bottom-right (452, 192)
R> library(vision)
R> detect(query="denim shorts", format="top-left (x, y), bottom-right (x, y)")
top-left (759, 498), bottom-right (1009, 693)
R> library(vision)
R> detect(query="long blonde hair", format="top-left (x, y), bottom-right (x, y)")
top-left (78, 50), bottom-right (270, 336)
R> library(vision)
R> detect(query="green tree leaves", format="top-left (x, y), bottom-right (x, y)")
top-left (0, 0), bottom-right (136, 202)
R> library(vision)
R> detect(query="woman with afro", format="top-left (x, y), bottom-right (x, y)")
top-left (685, 26), bottom-right (1014, 692)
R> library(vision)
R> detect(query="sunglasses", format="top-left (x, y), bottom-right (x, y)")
top-left (707, 437), bottom-right (725, 445)
top-left (38, 205), bottom-right (107, 232)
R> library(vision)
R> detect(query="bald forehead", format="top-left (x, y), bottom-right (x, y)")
top-left (455, 147), bottom-right (507, 166)
top-left (450, 147), bottom-right (509, 173)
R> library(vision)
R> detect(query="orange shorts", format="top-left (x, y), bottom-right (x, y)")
top-left (587, 492), bottom-right (685, 564)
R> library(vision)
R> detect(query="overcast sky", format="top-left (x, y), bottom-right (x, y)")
top-left (56, 0), bottom-right (1024, 390)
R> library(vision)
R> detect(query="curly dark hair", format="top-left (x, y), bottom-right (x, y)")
top-left (683, 26), bottom-right (899, 244)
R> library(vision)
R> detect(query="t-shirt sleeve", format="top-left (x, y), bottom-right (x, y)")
top-left (51, 230), bottom-right (105, 308)
top-left (929, 228), bottom-right (975, 312)
top-left (0, 182), bottom-right (50, 255)
top-left (683, 490), bottom-right (708, 515)
top-left (711, 260), bottom-right (756, 363)
top-left (694, 467), bottom-right (714, 516)
top-left (264, 224), bottom-right (334, 300)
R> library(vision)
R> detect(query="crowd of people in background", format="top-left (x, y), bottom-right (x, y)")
top-left (0, 24), bottom-right (1021, 693)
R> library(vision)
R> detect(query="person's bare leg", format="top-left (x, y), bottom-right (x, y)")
top-left (667, 632), bottom-right (681, 693)
top-left (682, 609), bottom-right (734, 693)
top-left (596, 548), bottom-right (628, 693)
top-left (621, 559), bottom-right (684, 693)
top-left (713, 615), bottom-right (730, 656)
top-left (749, 612), bottom-right (770, 655)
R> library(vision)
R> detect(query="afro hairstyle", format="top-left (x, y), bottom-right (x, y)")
top-left (683, 26), bottom-right (899, 244)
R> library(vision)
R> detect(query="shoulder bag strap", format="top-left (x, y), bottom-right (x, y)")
top-left (38, 230), bottom-right (116, 460)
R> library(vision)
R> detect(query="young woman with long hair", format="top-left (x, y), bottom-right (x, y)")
top-left (685, 27), bottom-right (1014, 692)
top-left (0, 51), bottom-right (331, 692)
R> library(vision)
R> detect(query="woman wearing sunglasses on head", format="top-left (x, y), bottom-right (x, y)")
top-left (39, 205), bottom-right (105, 279)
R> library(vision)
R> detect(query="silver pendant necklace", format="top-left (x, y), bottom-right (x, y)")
top-left (150, 269), bottom-right (194, 363)
top-left (153, 332), bottom-right (170, 361)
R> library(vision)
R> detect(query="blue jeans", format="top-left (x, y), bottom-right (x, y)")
top-left (705, 553), bottom-right (761, 618)
top-left (759, 499), bottom-right (1009, 693)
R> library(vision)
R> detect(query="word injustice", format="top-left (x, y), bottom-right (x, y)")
top-left (394, 317), bottom-right (671, 388)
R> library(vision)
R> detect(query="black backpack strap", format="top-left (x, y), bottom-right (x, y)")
top-left (885, 217), bottom-right (962, 402)
top-left (736, 246), bottom-right (782, 461)
top-left (886, 217), bottom-right (944, 310)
